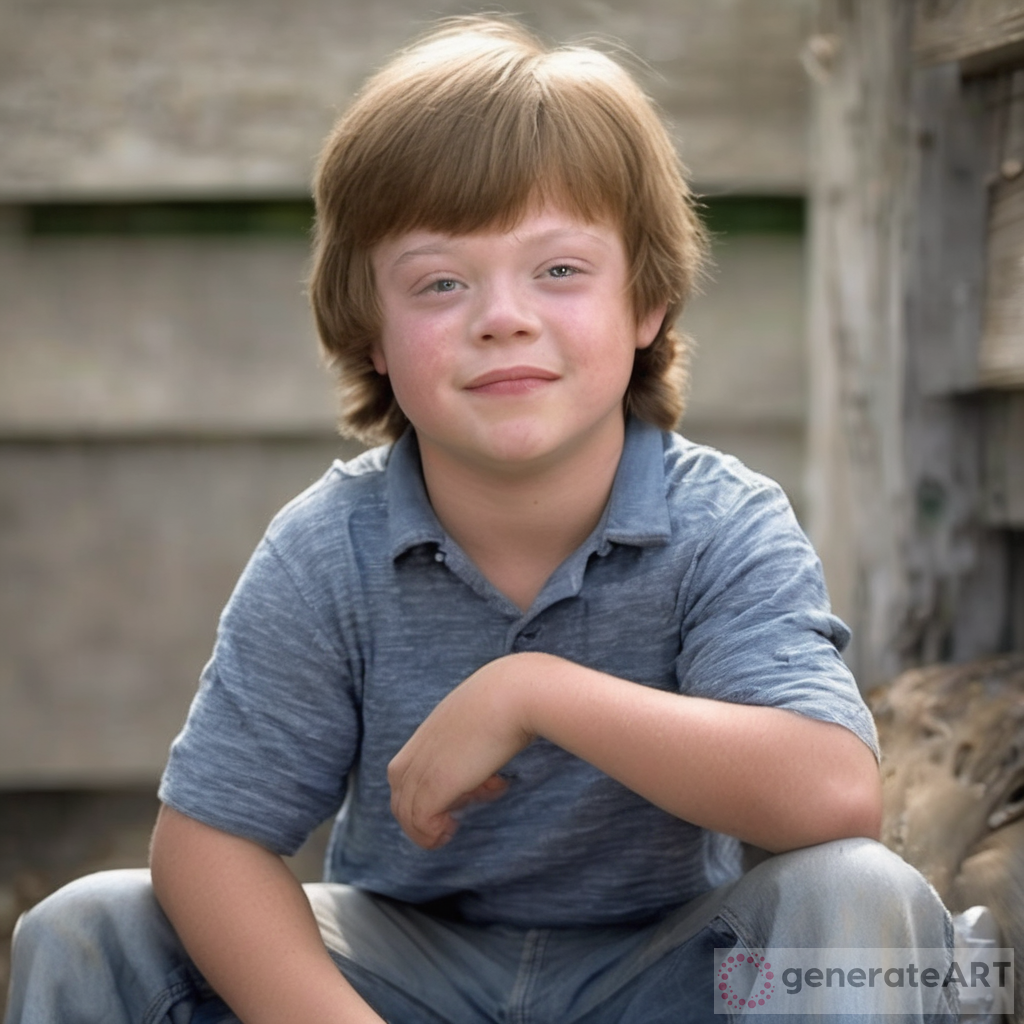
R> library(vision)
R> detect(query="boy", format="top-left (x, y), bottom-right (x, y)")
top-left (6, 16), bottom-right (953, 1024)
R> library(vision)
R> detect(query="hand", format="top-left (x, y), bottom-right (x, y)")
top-left (387, 655), bottom-right (536, 849)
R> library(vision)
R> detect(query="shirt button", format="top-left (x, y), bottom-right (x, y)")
top-left (434, 552), bottom-right (445, 563)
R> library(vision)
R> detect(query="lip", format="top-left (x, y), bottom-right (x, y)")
top-left (465, 366), bottom-right (560, 390)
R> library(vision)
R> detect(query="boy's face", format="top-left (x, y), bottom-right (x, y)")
top-left (370, 204), bottom-right (665, 475)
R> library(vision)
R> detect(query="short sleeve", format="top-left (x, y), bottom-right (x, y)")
top-left (158, 535), bottom-right (360, 855)
top-left (674, 481), bottom-right (879, 759)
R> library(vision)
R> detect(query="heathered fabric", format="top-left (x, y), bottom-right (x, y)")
top-left (159, 417), bottom-right (878, 928)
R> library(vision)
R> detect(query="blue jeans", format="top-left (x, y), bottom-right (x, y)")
top-left (4, 839), bottom-right (955, 1023)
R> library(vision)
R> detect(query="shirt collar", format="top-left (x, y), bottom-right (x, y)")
top-left (385, 416), bottom-right (672, 562)
top-left (385, 430), bottom-right (446, 559)
top-left (601, 416), bottom-right (672, 548)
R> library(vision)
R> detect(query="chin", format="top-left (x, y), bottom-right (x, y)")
top-left (465, 429), bottom-right (566, 471)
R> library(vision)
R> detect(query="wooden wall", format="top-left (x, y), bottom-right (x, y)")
top-left (0, 0), bottom-right (815, 784)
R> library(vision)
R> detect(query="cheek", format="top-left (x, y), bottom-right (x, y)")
top-left (576, 317), bottom-right (646, 378)
top-left (380, 333), bottom-right (451, 411)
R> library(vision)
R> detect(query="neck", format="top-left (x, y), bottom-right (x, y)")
top-left (418, 418), bottom-right (627, 611)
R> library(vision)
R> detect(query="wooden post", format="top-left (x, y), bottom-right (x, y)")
top-left (806, 0), bottom-right (1016, 690)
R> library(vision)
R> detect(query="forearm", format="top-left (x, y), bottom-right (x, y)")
top-left (518, 653), bottom-right (881, 852)
top-left (150, 805), bottom-right (384, 1024)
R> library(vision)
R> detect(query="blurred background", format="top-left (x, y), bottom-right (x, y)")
top-left (6, 0), bottom-right (975, 1004)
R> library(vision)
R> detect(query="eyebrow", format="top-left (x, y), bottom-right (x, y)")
top-left (392, 243), bottom-right (453, 266)
top-left (389, 227), bottom-right (611, 268)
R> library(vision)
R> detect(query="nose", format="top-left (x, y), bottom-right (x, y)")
top-left (471, 277), bottom-right (540, 343)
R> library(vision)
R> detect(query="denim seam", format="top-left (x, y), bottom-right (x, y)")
top-left (706, 911), bottom-right (757, 1024)
top-left (507, 929), bottom-right (549, 1024)
top-left (140, 964), bottom-right (205, 1024)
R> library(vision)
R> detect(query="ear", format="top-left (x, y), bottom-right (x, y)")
top-left (370, 342), bottom-right (388, 376)
top-left (635, 303), bottom-right (668, 350)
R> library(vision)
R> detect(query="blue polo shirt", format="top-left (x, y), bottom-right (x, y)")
top-left (159, 418), bottom-right (878, 928)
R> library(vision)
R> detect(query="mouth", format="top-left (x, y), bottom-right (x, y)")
top-left (465, 366), bottom-right (559, 393)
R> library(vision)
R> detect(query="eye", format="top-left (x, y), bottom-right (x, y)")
top-left (546, 264), bottom-right (579, 279)
top-left (425, 278), bottom-right (460, 294)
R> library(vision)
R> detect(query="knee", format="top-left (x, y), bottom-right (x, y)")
top-left (12, 868), bottom-right (159, 961)
top-left (733, 839), bottom-right (950, 947)
top-left (773, 838), bottom-right (941, 913)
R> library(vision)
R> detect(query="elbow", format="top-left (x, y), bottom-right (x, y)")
top-left (856, 757), bottom-right (884, 839)
top-left (813, 731), bottom-right (884, 846)
top-left (840, 770), bottom-right (883, 841)
top-left (807, 763), bottom-right (883, 849)
top-left (764, 760), bottom-right (883, 855)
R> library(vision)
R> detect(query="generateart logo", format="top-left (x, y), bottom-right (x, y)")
top-left (713, 946), bottom-right (1014, 1015)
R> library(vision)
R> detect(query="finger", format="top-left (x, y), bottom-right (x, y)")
top-left (389, 756), bottom-right (456, 848)
top-left (408, 809), bottom-right (458, 850)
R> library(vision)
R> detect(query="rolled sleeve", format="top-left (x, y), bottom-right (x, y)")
top-left (674, 481), bottom-right (879, 759)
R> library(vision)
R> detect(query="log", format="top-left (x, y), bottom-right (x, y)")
top-left (870, 655), bottom-right (1024, 1020)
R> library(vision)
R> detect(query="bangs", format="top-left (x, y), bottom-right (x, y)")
top-left (315, 35), bottom-right (655, 249)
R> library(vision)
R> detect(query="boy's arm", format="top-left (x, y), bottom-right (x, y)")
top-left (388, 651), bottom-right (881, 854)
top-left (150, 805), bottom-right (385, 1024)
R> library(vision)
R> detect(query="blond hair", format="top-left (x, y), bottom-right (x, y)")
top-left (309, 16), bottom-right (707, 444)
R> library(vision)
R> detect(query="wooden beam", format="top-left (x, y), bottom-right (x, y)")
top-left (806, 0), bottom-right (917, 688)
top-left (914, 0), bottom-right (1024, 74)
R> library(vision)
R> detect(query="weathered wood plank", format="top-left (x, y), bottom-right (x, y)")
top-left (0, 231), bottom-right (337, 434)
top-left (681, 231), bottom-right (809, 514)
top-left (1013, 534), bottom-right (1024, 651)
top-left (981, 75), bottom-right (1024, 386)
top-left (983, 392), bottom-right (1024, 526)
top-left (914, 74), bottom-right (997, 395)
top-left (0, 0), bottom-right (813, 198)
top-left (0, 425), bottom-right (803, 786)
top-left (806, 0), bottom-right (918, 687)
top-left (0, 219), bottom-right (809, 437)
top-left (905, 61), bottom-right (1011, 666)
top-left (914, 0), bottom-right (1024, 73)
top-left (0, 438), bottom-right (361, 784)
top-left (981, 174), bottom-right (1024, 386)
top-left (682, 233), bottom-right (807, 424)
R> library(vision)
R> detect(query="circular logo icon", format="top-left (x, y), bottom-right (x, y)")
top-left (718, 952), bottom-right (774, 1009)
